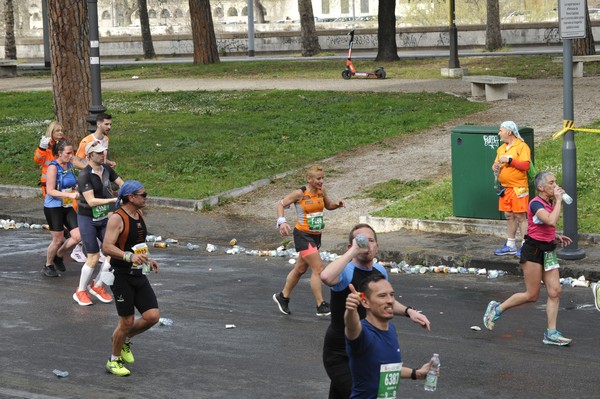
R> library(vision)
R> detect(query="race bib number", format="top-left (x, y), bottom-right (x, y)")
top-left (544, 251), bottom-right (560, 271)
top-left (61, 188), bottom-right (74, 208)
top-left (92, 204), bottom-right (110, 221)
top-left (514, 186), bottom-right (529, 198)
top-left (307, 212), bottom-right (324, 232)
top-left (377, 362), bottom-right (402, 399)
top-left (131, 243), bottom-right (150, 273)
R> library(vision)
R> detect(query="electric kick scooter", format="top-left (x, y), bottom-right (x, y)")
top-left (341, 30), bottom-right (386, 80)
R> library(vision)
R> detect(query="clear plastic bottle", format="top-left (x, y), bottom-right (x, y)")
top-left (424, 353), bottom-right (440, 392)
top-left (355, 235), bottom-right (369, 248)
top-left (562, 192), bottom-right (573, 205)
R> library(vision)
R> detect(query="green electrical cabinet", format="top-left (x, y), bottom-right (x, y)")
top-left (451, 125), bottom-right (534, 220)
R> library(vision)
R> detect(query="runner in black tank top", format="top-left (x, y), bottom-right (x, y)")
top-left (102, 180), bottom-right (161, 377)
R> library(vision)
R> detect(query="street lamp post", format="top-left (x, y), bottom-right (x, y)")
top-left (557, 38), bottom-right (585, 260)
top-left (448, 0), bottom-right (460, 69)
top-left (86, 0), bottom-right (106, 133)
top-left (441, 0), bottom-right (466, 77)
top-left (41, 0), bottom-right (51, 68)
top-left (247, 0), bottom-right (255, 57)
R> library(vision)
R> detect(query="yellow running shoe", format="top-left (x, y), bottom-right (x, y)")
top-left (105, 357), bottom-right (131, 376)
top-left (121, 340), bottom-right (134, 364)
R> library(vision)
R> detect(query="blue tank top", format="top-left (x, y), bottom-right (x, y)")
top-left (43, 161), bottom-right (77, 208)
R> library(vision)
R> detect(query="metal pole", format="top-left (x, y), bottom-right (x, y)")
top-left (448, 0), bottom-right (460, 68)
top-left (247, 0), bottom-right (255, 57)
top-left (86, 0), bottom-right (106, 133)
top-left (41, 0), bottom-right (51, 68)
top-left (557, 39), bottom-right (585, 260)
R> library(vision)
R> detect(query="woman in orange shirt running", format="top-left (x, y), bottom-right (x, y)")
top-left (272, 165), bottom-right (345, 317)
top-left (34, 121), bottom-right (64, 198)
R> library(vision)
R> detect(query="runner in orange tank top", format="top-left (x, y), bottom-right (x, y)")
top-left (272, 165), bottom-right (345, 317)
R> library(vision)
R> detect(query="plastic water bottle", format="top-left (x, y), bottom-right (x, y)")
top-left (562, 192), bottom-right (573, 205)
top-left (424, 353), bottom-right (440, 392)
top-left (159, 317), bottom-right (174, 326)
top-left (355, 235), bottom-right (369, 248)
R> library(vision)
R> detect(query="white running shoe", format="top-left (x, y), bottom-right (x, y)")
top-left (70, 242), bottom-right (86, 263)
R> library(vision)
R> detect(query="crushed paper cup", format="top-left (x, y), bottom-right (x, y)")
top-left (225, 324), bottom-right (236, 329)
top-left (571, 276), bottom-right (590, 287)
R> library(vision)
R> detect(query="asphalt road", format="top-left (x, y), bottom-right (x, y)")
top-left (1, 229), bottom-right (599, 399)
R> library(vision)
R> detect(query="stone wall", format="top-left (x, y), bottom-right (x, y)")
top-left (4, 23), bottom-right (599, 60)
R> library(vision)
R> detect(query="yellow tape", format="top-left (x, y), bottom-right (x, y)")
top-left (551, 120), bottom-right (600, 140)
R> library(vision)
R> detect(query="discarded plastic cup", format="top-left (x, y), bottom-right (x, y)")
top-left (488, 270), bottom-right (499, 279)
top-left (159, 317), bottom-right (174, 326)
top-left (53, 369), bottom-right (69, 378)
top-left (186, 243), bottom-right (200, 250)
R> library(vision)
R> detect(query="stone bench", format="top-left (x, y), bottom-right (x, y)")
top-left (0, 59), bottom-right (17, 78)
top-left (462, 75), bottom-right (517, 101)
top-left (552, 55), bottom-right (600, 78)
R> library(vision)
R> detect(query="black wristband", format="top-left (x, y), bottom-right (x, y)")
top-left (405, 306), bottom-right (413, 317)
top-left (507, 157), bottom-right (513, 165)
top-left (411, 368), bottom-right (417, 380)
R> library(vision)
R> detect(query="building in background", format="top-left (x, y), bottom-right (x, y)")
top-left (13, 0), bottom-right (389, 37)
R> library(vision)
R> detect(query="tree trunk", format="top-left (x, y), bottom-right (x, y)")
top-left (573, 4), bottom-right (595, 56)
top-left (48, 0), bottom-right (92, 142)
top-left (138, 0), bottom-right (156, 58)
top-left (376, 0), bottom-right (399, 61)
top-left (485, 0), bottom-right (502, 51)
top-left (189, 0), bottom-right (219, 64)
top-left (255, 0), bottom-right (266, 23)
top-left (4, 0), bottom-right (17, 60)
top-left (298, 0), bottom-right (321, 57)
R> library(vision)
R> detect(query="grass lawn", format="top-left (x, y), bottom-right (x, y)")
top-left (22, 55), bottom-right (600, 80)
top-left (6, 55), bottom-right (600, 232)
top-left (370, 127), bottom-right (600, 233)
top-left (0, 90), bottom-right (487, 199)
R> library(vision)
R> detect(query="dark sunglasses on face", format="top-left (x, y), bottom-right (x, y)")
top-left (132, 192), bottom-right (148, 198)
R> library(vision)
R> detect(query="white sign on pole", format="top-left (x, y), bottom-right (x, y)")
top-left (559, 0), bottom-right (587, 39)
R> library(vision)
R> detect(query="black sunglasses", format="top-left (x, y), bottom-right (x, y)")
top-left (132, 192), bottom-right (148, 198)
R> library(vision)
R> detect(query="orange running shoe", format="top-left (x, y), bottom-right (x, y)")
top-left (73, 289), bottom-right (93, 306)
top-left (88, 284), bottom-right (113, 303)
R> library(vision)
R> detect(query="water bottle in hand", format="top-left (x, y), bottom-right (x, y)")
top-left (355, 235), bottom-right (369, 248)
top-left (424, 353), bottom-right (440, 392)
